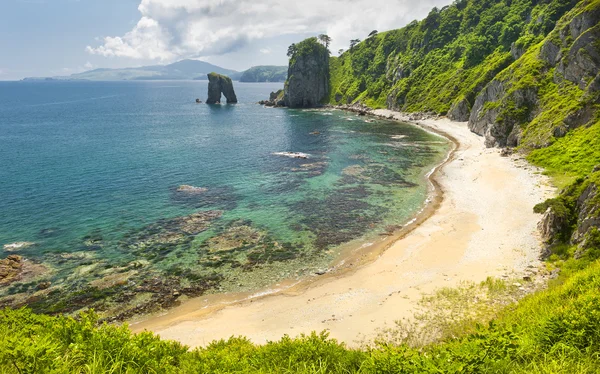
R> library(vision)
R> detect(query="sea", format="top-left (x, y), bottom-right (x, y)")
top-left (0, 80), bottom-right (450, 317)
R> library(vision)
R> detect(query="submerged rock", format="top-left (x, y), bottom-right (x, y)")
top-left (3, 242), bottom-right (35, 252)
top-left (206, 73), bottom-right (238, 104)
top-left (177, 185), bottom-right (208, 194)
top-left (122, 210), bottom-right (223, 258)
top-left (272, 152), bottom-right (310, 159)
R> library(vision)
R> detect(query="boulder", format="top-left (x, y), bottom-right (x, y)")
top-left (0, 255), bottom-right (23, 285)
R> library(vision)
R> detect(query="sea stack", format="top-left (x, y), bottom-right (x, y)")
top-left (206, 72), bottom-right (238, 104)
top-left (284, 37), bottom-right (330, 108)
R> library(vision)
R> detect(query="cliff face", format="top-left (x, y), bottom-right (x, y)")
top-left (206, 73), bottom-right (238, 104)
top-left (284, 38), bottom-right (330, 108)
top-left (320, 0), bottom-right (600, 262)
top-left (537, 170), bottom-right (600, 259)
top-left (468, 5), bottom-right (600, 149)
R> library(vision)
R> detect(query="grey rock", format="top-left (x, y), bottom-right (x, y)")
top-left (448, 98), bottom-right (471, 121)
top-left (571, 182), bottom-right (599, 244)
top-left (540, 40), bottom-right (561, 66)
top-left (511, 42), bottom-right (525, 60)
top-left (557, 26), bottom-right (600, 88)
top-left (206, 73), bottom-right (238, 104)
top-left (538, 207), bottom-right (566, 244)
top-left (568, 7), bottom-right (600, 40)
top-left (284, 42), bottom-right (329, 108)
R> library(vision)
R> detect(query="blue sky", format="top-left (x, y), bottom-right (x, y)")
top-left (0, 0), bottom-right (452, 80)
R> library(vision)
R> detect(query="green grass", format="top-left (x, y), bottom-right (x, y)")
top-left (2, 254), bottom-right (600, 373)
top-left (528, 120), bottom-right (600, 186)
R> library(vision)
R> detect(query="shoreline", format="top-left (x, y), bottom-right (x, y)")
top-left (129, 112), bottom-right (555, 347)
top-left (127, 111), bottom-right (456, 331)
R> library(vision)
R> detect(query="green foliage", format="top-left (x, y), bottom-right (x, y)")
top-left (289, 37), bottom-right (328, 66)
top-left (239, 66), bottom-right (287, 82)
top-left (528, 120), bottom-right (600, 184)
top-left (3, 256), bottom-right (600, 373)
top-left (327, 0), bottom-right (579, 113)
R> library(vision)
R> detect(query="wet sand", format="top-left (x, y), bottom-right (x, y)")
top-left (129, 114), bottom-right (555, 347)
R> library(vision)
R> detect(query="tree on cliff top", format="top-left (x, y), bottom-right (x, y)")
top-left (349, 39), bottom-right (361, 51)
top-left (287, 43), bottom-right (297, 58)
top-left (318, 34), bottom-right (332, 50)
top-left (287, 37), bottom-right (328, 64)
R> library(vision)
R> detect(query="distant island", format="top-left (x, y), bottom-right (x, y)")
top-left (22, 60), bottom-right (287, 82)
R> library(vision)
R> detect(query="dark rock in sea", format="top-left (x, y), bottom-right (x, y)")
top-left (197, 220), bottom-right (299, 270)
top-left (38, 227), bottom-right (62, 239)
top-left (170, 185), bottom-right (238, 210)
top-left (206, 72), bottom-right (238, 104)
top-left (196, 98), bottom-right (202, 103)
top-left (121, 210), bottom-right (223, 259)
top-left (293, 185), bottom-right (384, 249)
top-left (259, 89), bottom-right (285, 107)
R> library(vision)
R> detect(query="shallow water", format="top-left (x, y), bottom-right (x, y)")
top-left (0, 80), bottom-right (449, 317)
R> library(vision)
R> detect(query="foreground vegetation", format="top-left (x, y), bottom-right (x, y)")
top-left (2, 250), bottom-right (600, 373)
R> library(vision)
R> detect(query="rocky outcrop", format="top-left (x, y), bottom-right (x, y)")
top-left (537, 171), bottom-right (600, 259)
top-left (284, 38), bottom-right (330, 108)
top-left (259, 89), bottom-right (285, 107)
top-left (468, 6), bottom-right (600, 149)
top-left (572, 181), bottom-right (600, 245)
top-left (467, 80), bottom-right (532, 147)
top-left (0, 255), bottom-right (23, 285)
top-left (206, 73), bottom-right (238, 104)
top-left (448, 98), bottom-right (471, 121)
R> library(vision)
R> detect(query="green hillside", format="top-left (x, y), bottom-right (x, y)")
top-left (239, 65), bottom-right (287, 82)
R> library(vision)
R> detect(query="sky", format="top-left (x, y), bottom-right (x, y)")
top-left (0, 0), bottom-right (453, 80)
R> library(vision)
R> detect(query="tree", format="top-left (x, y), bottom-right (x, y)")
top-left (338, 49), bottom-right (344, 55)
top-left (349, 39), bottom-right (361, 51)
top-left (318, 34), bottom-right (332, 49)
top-left (368, 30), bottom-right (378, 38)
top-left (287, 43), bottom-right (297, 58)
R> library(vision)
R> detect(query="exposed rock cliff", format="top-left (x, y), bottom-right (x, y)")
top-left (537, 170), bottom-right (600, 259)
top-left (284, 37), bottom-right (330, 108)
top-left (206, 73), bottom-right (238, 104)
top-left (468, 5), bottom-right (600, 149)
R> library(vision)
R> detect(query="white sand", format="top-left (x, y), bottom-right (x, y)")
top-left (130, 114), bottom-right (555, 347)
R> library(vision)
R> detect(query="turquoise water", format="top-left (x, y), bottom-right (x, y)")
top-left (0, 81), bottom-right (449, 318)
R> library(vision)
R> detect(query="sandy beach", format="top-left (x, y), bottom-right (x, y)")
top-left (130, 113), bottom-right (555, 347)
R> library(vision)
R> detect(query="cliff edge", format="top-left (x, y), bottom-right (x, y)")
top-left (284, 37), bottom-right (330, 108)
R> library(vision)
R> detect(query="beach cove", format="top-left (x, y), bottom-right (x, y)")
top-left (130, 112), bottom-right (555, 346)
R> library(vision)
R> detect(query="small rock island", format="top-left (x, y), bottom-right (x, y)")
top-left (206, 72), bottom-right (238, 104)
top-left (259, 37), bottom-right (329, 108)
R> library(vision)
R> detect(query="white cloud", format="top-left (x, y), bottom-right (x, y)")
top-left (84, 61), bottom-right (94, 69)
top-left (87, 0), bottom-right (452, 62)
top-left (259, 48), bottom-right (271, 54)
